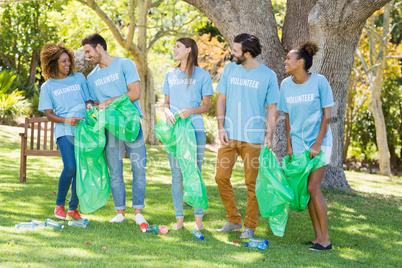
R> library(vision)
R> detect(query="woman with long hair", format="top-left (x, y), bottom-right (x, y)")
top-left (39, 42), bottom-right (90, 220)
top-left (277, 41), bottom-right (333, 251)
top-left (162, 38), bottom-right (213, 231)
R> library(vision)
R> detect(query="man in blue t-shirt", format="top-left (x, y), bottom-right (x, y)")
top-left (82, 34), bottom-right (147, 225)
top-left (215, 34), bottom-right (279, 238)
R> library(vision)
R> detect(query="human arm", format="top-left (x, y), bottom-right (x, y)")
top-left (163, 95), bottom-right (176, 126)
top-left (263, 103), bottom-right (278, 149)
top-left (310, 106), bottom-right (332, 158)
top-left (285, 112), bottom-right (293, 161)
top-left (44, 109), bottom-right (84, 126)
top-left (177, 95), bottom-right (211, 119)
top-left (216, 93), bottom-right (229, 145)
top-left (98, 80), bottom-right (141, 110)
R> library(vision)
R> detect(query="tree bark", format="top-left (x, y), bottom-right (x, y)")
top-left (184, 0), bottom-right (392, 189)
top-left (28, 48), bottom-right (39, 84)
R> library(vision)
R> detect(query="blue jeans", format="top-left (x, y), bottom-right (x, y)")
top-left (56, 135), bottom-right (79, 210)
top-left (105, 127), bottom-right (147, 211)
top-left (167, 130), bottom-right (206, 219)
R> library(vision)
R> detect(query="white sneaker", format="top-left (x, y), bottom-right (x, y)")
top-left (133, 213), bottom-right (148, 225)
top-left (110, 213), bottom-right (125, 223)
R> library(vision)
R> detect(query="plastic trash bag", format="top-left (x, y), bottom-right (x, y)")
top-left (74, 110), bottom-right (110, 214)
top-left (74, 94), bottom-right (141, 213)
top-left (282, 150), bottom-right (326, 212)
top-left (255, 146), bottom-right (294, 237)
top-left (256, 147), bottom-right (326, 236)
top-left (103, 94), bottom-right (141, 142)
top-left (155, 114), bottom-right (208, 210)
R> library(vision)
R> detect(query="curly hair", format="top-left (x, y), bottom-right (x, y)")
top-left (40, 42), bottom-right (76, 80)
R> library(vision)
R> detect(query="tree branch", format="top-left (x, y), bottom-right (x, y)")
top-left (126, 0), bottom-right (136, 49)
top-left (151, 0), bottom-right (164, 8)
top-left (356, 48), bottom-right (371, 72)
top-left (77, 0), bottom-right (141, 58)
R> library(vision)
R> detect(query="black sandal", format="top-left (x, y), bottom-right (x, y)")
top-left (301, 241), bottom-right (315, 246)
top-left (309, 243), bottom-right (333, 251)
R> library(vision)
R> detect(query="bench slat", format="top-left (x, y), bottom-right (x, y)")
top-left (25, 150), bottom-right (61, 157)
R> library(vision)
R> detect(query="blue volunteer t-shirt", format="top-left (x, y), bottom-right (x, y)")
top-left (38, 72), bottom-right (89, 139)
top-left (277, 73), bottom-right (334, 153)
top-left (162, 67), bottom-right (213, 131)
top-left (86, 56), bottom-right (143, 118)
top-left (216, 62), bottom-right (279, 144)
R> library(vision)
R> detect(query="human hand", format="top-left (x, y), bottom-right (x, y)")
top-left (178, 108), bottom-right (193, 119)
top-left (263, 136), bottom-right (272, 149)
top-left (309, 143), bottom-right (321, 159)
top-left (219, 128), bottom-right (229, 146)
top-left (65, 117), bottom-right (84, 126)
top-left (286, 147), bottom-right (293, 162)
top-left (165, 110), bottom-right (176, 126)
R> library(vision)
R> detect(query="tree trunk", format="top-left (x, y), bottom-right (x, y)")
top-left (28, 48), bottom-right (40, 84)
top-left (184, 0), bottom-right (392, 189)
top-left (137, 0), bottom-right (157, 145)
top-left (368, 77), bottom-right (391, 175)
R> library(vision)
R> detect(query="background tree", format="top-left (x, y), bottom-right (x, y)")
top-left (183, 0), bottom-right (393, 189)
top-left (355, 1), bottom-right (402, 175)
top-left (75, 0), bottom-right (207, 144)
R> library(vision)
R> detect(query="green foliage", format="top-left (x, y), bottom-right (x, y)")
top-left (0, 74), bottom-right (29, 124)
top-left (203, 114), bottom-right (218, 144)
top-left (0, 0), bottom-right (61, 77)
top-left (206, 89), bottom-right (219, 118)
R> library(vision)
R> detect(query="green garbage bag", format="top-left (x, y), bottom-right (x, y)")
top-left (74, 110), bottom-right (110, 214)
top-left (155, 114), bottom-right (208, 210)
top-left (74, 94), bottom-right (141, 213)
top-left (103, 94), bottom-right (141, 142)
top-left (256, 146), bottom-right (295, 237)
top-left (282, 150), bottom-right (326, 212)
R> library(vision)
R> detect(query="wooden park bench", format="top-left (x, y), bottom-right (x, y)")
top-left (19, 117), bottom-right (60, 182)
top-left (19, 117), bottom-right (129, 183)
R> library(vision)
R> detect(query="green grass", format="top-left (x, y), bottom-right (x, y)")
top-left (0, 125), bottom-right (401, 267)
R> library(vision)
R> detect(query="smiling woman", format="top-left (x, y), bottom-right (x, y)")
top-left (38, 42), bottom-right (92, 221)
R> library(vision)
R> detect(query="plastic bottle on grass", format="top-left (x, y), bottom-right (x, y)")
top-left (244, 242), bottom-right (267, 250)
top-left (142, 225), bottom-right (159, 233)
top-left (15, 222), bottom-right (35, 230)
top-left (191, 230), bottom-right (204, 240)
top-left (29, 220), bottom-right (45, 229)
top-left (79, 219), bottom-right (89, 225)
top-left (45, 219), bottom-right (64, 229)
top-left (68, 220), bottom-right (87, 228)
top-left (249, 237), bottom-right (269, 246)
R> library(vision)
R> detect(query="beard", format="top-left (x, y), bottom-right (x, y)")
top-left (234, 55), bottom-right (246, 65)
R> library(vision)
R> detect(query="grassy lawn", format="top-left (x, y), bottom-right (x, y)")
top-left (0, 125), bottom-right (401, 267)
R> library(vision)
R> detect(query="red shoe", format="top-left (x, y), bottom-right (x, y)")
top-left (68, 210), bottom-right (83, 220)
top-left (54, 205), bottom-right (66, 220)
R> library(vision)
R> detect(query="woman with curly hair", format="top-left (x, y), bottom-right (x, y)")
top-left (38, 42), bottom-right (90, 220)
top-left (277, 41), bottom-right (333, 251)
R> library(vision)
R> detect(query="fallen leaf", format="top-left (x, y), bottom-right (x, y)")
top-left (52, 192), bottom-right (56, 195)
top-left (354, 244), bottom-right (358, 247)
top-left (332, 216), bottom-right (337, 218)
top-left (102, 247), bottom-right (107, 250)
top-left (233, 240), bottom-right (238, 244)
top-left (11, 188), bottom-right (14, 190)
top-left (330, 202), bottom-right (334, 204)
top-left (44, 194), bottom-right (49, 196)
top-left (86, 242), bottom-right (91, 245)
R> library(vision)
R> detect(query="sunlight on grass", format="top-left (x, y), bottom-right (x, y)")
top-left (1, 125), bottom-right (401, 267)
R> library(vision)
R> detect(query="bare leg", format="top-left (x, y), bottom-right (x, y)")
top-left (307, 165), bottom-right (331, 247)
top-left (134, 209), bottom-right (142, 215)
top-left (117, 209), bottom-right (125, 216)
top-left (175, 218), bottom-right (184, 228)
top-left (195, 217), bottom-right (203, 228)
top-left (307, 199), bottom-right (321, 244)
